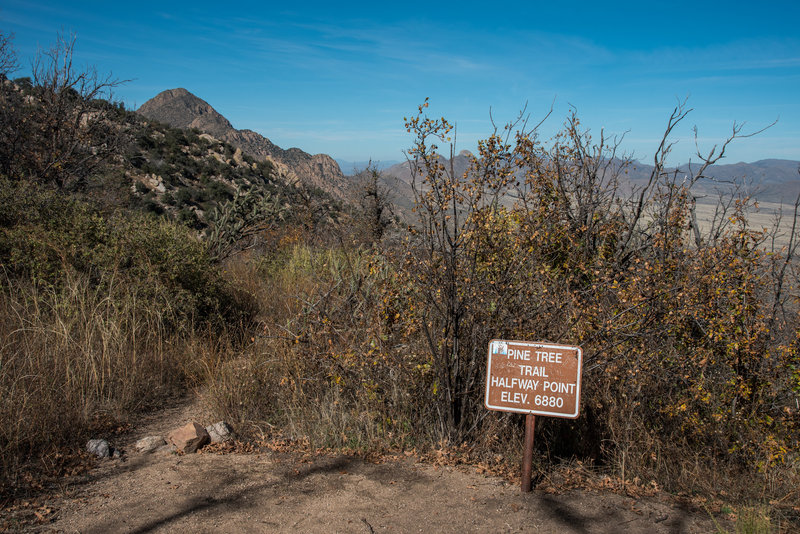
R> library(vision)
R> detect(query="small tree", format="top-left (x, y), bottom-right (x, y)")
top-left (0, 30), bottom-right (21, 183)
top-left (0, 32), bottom-right (126, 189)
top-left (351, 161), bottom-right (394, 245)
top-left (401, 97), bottom-right (798, 487)
top-left (0, 31), bottom-right (17, 78)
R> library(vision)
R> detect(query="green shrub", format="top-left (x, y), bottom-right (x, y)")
top-left (0, 180), bottom-right (244, 330)
top-left (177, 207), bottom-right (202, 229)
top-left (207, 180), bottom-right (233, 202)
top-left (0, 180), bottom-right (258, 491)
top-left (141, 199), bottom-right (163, 214)
top-left (175, 187), bottom-right (193, 206)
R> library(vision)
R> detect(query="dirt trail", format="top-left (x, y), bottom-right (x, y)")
top-left (36, 397), bottom-right (726, 533)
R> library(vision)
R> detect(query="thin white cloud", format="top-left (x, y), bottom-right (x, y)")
top-left (627, 37), bottom-right (800, 74)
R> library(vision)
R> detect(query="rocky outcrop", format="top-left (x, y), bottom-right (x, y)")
top-left (136, 88), bottom-right (234, 139)
top-left (137, 88), bottom-right (347, 199)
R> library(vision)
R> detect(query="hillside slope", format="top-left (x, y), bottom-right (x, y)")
top-left (137, 88), bottom-right (348, 200)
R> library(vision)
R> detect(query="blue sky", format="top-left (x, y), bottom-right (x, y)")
top-left (2, 1), bottom-right (799, 166)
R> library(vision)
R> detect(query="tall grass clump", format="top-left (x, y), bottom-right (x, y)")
top-left (203, 242), bottom-right (425, 452)
top-left (0, 180), bottom-right (250, 491)
top-left (0, 273), bottom-right (180, 474)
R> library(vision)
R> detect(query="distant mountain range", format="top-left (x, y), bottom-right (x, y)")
top-left (335, 160), bottom-right (401, 174)
top-left (136, 89), bottom-right (798, 208)
top-left (622, 159), bottom-right (800, 204)
top-left (382, 154), bottom-right (800, 205)
top-left (137, 89), bottom-right (348, 199)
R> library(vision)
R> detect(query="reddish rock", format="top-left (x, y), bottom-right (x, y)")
top-left (167, 422), bottom-right (209, 453)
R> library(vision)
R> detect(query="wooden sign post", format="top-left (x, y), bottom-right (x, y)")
top-left (484, 340), bottom-right (583, 492)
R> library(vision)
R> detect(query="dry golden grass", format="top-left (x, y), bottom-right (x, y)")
top-left (0, 271), bottom-right (204, 491)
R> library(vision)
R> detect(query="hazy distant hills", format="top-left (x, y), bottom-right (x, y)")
top-left (335, 160), bottom-right (401, 174)
top-left (619, 159), bottom-right (800, 204)
top-left (382, 154), bottom-right (799, 205)
top-left (138, 89), bottom-right (348, 199)
top-left (383, 150), bottom-right (474, 184)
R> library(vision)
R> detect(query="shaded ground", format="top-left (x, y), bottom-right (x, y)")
top-left (27, 398), bottom-right (727, 533)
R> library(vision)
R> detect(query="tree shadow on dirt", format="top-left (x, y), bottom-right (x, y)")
top-left (84, 454), bottom-right (427, 534)
top-left (537, 493), bottom-right (693, 534)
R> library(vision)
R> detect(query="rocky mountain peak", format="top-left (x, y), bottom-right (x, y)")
top-left (137, 89), bottom-right (346, 199)
top-left (137, 88), bottom-right (234, 139)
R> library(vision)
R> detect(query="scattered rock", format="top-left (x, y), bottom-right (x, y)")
top-left (87, 439), bottom-right (111, 458)
top-left (144, 173), bottom-right (166, 193)
top-left (233, 147), bottom-right (245, 166)
top-left (157, 444), bottom-right (177, 454)
top-left (167, 422), bottom-right (209, 453)
top-left (135, 436), bottom-right (167, 454)
top-left (206, 421), bottom-right (233, 443)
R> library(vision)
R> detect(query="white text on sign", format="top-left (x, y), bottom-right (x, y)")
top-left (485, 340), bottom-right (582, 418)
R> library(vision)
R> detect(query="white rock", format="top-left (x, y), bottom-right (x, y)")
top-left (206, 421), bottom-right (233, 443)
top-left (87, 439), bottom-right (111, 458)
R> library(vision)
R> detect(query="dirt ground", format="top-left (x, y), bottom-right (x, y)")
top-left (28, 398), bottom-right (728, 534)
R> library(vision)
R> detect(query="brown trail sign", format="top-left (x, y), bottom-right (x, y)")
top-left (484, 340), bottom-right (583, 492)
top-left (485, 340), bottom-right (582, 418)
